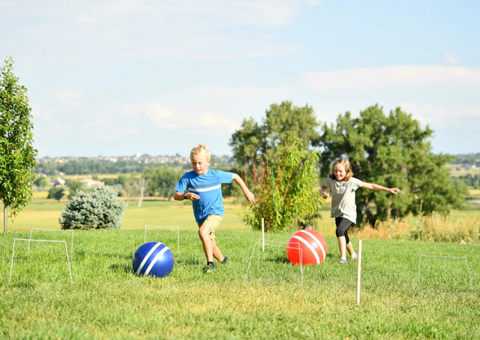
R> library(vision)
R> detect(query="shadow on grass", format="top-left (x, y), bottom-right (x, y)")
top-left (110, 263), bottom-right (134, 274)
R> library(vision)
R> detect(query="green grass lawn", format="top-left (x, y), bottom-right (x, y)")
top-left (1, 225), bottom-right (480, 338)
top-left (2, 196), bottom-right (480, 338)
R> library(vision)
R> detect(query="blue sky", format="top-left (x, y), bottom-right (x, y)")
top-left (2, 0), bottom-right (479, 157)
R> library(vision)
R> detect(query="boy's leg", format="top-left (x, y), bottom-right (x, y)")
top-left (198, 215), bottom-right (224, 263)
top-left (198, 224), bottom-right (214, 262)
top-left (211, 239), bottom-right (225, 262)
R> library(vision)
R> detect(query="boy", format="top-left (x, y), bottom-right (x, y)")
top-left (174, 145), bottom-right (255, 273)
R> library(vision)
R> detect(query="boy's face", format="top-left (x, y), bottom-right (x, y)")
top-left (191, 153), bottom-right (210, 175)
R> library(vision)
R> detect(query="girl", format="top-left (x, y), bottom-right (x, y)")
top-left (321, 159), bottom-right (401, 263)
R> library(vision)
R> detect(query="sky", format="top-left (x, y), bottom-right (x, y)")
top-left (1, 0), bottom-right (479, 158)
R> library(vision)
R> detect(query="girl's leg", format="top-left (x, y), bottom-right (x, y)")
top-left (346, 242), bottom-right (355, 256)
top-left (335, 217), bottom-right (354, 259)
top-left (337, 236), bottom-right (347, 258)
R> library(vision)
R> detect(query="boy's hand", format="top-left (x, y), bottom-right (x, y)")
top-left (245, 190), bottom-right (255, 204)
top-left (322, 191), bottom-right (329, 199)
top-left (389, 188), bottom-right (401, 194)
top-left (185, 193), bottom-right (200, 201)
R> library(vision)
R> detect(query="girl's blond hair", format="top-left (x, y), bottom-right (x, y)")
top-left (190, 144), bottom-right (211, 162)
top-left (329, 159), bottom-right (354, 181)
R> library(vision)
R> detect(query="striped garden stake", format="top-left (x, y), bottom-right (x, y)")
top-left (356, 240), bottom-right (362, 305)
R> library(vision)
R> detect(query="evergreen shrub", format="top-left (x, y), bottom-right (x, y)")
top-left (60, 186), bottom-right (128, 230)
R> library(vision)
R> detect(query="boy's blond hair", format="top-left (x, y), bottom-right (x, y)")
top-left (329, 158), bottom-right (354, 181)
top-left (190, 145), bottom-right (211, 162)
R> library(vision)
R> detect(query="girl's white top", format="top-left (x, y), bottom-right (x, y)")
top-left (322, 177), bottom-right (364, 224)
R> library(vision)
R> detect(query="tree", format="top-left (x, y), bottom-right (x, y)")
top-left (229, 101), bottom-right (320, 165)
top-left (67, 180), bottom-right (84, 199)
top-left (242, 132), bottom-right (322, 232)
top-left (60, 186), bottom-right (128, 230)
top-left (0, 56), bottom-right (38, 232)
top-left (34, 176), bottom-right (49, 189)
top-left (47, 187), bottom-right (65, 202)
top-left (318, 104), bottom-right (466, 226)
top-left (143, 167), bottom-right (182, 200)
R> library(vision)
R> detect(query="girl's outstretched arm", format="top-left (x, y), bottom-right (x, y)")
top-left (361, 182), bottom-right (401, 194)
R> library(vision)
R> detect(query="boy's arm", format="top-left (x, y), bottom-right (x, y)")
top-left (173, 191), bottom-right (200, 201)
top-left (321, 185), bottom-right (329, 199)
top-left (361, 182), bottom-right (401, 194)
top-left (232, 173), bottom-right (255, 204)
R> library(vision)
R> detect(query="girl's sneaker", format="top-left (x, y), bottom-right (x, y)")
top-left (339, 257), bottom-right (347, 264)
top-left (350, 253), bottom-right (358, 261)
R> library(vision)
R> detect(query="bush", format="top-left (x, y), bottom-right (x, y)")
top-left (59, 186), bottom-right (128, 230)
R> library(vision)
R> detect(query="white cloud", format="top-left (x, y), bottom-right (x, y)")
top-left (400, 102), bottom-right (480, 128)
top-left (55, 88), bottom-right (84, 107)
top-left (200, 114), bottom-right (240, 132)
top-left (144, 102), bottom-right (181, 130)
top-left (445, 53), bottom-right (459, 66)
top-left (304, 65), bottom-right (480, 95)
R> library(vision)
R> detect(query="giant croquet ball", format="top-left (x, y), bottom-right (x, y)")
top-left (132, 242), bottom-right (174, 278)
top-left (286, 230), bottom-right (328, 265)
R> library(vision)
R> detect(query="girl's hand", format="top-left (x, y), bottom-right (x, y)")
top-left (322, 191), bottom-right (329, 199)
top-left (389, 188), bottom-right (401, 194)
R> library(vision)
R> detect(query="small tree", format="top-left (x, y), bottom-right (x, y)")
top-left (66, 180), bottom-right (83, 199)
top-left (242, 132), bottom-right (322, 232)
top-left (47, 187), bottom-right (65, 202)
top-left (0, 56), bottom-right (38, 231)
top-left (60, 186), bottom-right (128, 230)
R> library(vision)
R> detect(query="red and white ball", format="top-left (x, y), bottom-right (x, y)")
top-left (286, 230), bottom-right (328, 265)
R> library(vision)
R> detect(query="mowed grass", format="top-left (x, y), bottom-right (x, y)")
top-left (1, 196), bottom-right (480, 338)
top-left (1, 228), bottom-right (480, 339)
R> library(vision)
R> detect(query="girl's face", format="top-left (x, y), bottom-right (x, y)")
top-left (333, 164), bottom-right (347, 182)
top-left (191, 153), bottom-right (210, 175)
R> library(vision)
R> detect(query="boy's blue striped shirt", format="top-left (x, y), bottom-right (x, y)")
top-left (174, 169), bottom-right (233, 223)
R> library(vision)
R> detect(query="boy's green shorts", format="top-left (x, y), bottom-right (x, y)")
top-left (197, 215), bottom-right (223, 241)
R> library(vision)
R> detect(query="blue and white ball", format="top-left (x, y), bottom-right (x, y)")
top-left (132, 242), bottom-right (174, 278)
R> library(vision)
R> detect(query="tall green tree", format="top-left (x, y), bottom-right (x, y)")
top-left (229, 101), bottom-right (320, 165)
top-left (0, 56), bottom-right (38, 232)
top-left (318, 104), bottom-right (466, 226)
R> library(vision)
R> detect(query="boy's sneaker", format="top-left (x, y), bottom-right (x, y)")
top-left (339, 257), bottom-right (347, 264)
top-left (203, 263), bottom-right (216, 273)
top-left (220, 257), bottom-right (230, 265)
top-left (350, 253), bottom-right (358, 261)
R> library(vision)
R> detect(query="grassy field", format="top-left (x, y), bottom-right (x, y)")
top-left (1, 227), bottom-right (480, 339)
top-left (1, 196), bottom-right (480, 338)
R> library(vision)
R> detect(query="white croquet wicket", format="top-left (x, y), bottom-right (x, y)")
top-left (144, 225), bottom-right (180, 252)
top-left (243, 239), bottom-right (304, 285)
top-left (10, 238), bottom-right (73, 284)
top-left (28, 228), bottom-right (74, 259)
top-left (418, 254), bottom-right (472, 284)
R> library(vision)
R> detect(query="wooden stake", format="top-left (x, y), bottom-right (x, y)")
top-left (262, 218), bottom-right (265, 252)
top-left (356, 239), bottom-right (362, 305)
